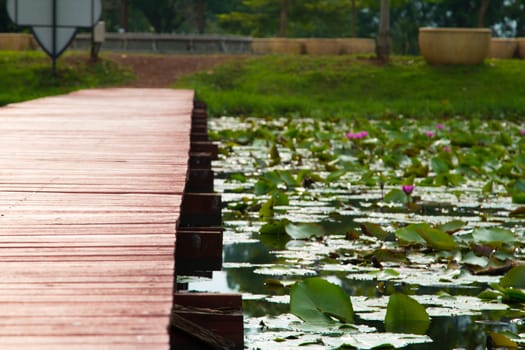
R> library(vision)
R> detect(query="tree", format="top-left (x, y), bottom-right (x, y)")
top-left (377, 0), bottom-right (390, 63)
top-left (131, 0), bottom-right (184, 33)
top-left (0, 0), bottom-right (19, 32)
top-left (279, 0), bottom-right (289, 37)
top-left (120, 0), bottom-right (128, 31)
top-left (218, 0), bottom-right (360, 37)
top-left (478, 0), bottom-right (490, 27)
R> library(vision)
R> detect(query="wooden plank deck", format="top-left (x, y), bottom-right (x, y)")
top-left (0, 88), bottom-right (194, 350)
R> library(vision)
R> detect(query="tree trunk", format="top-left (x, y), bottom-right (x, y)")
top-left (377, 0), bottom-right (390, 63)
top-left (351, 0), bottom-right (357, 37)
top-left (119, 0), bottom-right (128, 32)
top-left (195, 0), bottom-right (207, 34)
top-left (478, 0), bottom-right (490, 28)
top-left (279, 0), bottom-right (288, 37)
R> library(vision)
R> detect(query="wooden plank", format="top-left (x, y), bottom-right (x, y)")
top-left (0, 88), bottom-right (194, 349)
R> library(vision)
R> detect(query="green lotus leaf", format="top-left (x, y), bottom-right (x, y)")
top-left (461, 251), bottom-right (489, 267)
top-left (416, 226), bottom-right (457, 251)
top-left (285, 223), bottom-right (325, 240)
top-left (384, 188), bottom-right (408, 204)
top-left (431, 156), bottom-right (450, 174)
top-left (290, 277), bottom-right (354, 325)
top-left (360, 222), bottom-right (389, 240)
top-left (395, 223), bottom-right (428, 245)
top-left (488, 332), bottom-right (519, 348)
top-left (437, 220), bottom-right (467, 234)
top-left (472, 227), bottom-right (515, 248)
top-left (254, 179), bottom-right (276, 195)
top-left (500, 265), bottom-right (525, 289)
top-left (501, 287), bottom-right (525, 304)
top-left (385, 293), bottom-right (430, 335)
top-left (511, 193), bottom-right (525, 204)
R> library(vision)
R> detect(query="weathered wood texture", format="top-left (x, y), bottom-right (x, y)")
top-left (0, 88), bottom-right (194, 349)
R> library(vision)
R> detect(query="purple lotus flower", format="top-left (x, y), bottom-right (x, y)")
top-left (425, 131), bottom-right (435, 137)
top-left (520, 129), bottom-right (525, 136)
top-left (437, 123), bottom-right (444, 130)
top-left (346, 131), bottom-right (368, 139)
top-left (443, 146), bottom-right (451, 153)
top-left (402, 185), bottom-right (414, 195)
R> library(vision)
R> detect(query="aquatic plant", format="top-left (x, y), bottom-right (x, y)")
top-left (346, 131), bottom-right (369, 140)
top-left (402, 184), bottom-right (414, 196)
top-left (201, 115), bottom-right (525, 349)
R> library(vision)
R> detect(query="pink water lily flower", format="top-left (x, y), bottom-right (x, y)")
top-left (346, 131), bottom-right (368, 139)
top-left (425, 131), bottom-right (435, 137)
top-left (402, 185), bottom-right (414, 195)
top-left (520, 129), bottom-right (525, 136)
top-left (437, 123), bottom-right (444, 130)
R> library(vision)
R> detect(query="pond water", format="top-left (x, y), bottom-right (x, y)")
top-left (179, 116), bottom-right (525, 349)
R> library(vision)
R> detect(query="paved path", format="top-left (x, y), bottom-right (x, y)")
top-left (0, 88), bottom-right (194, 349)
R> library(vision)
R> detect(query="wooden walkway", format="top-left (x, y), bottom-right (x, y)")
top-left (0, 88), bottom-right (193, 350)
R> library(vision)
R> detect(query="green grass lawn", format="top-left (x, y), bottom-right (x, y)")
top-left (0, 51), bottom-right (133, 106)
top-left (174, 55), bottom-right (525, 119)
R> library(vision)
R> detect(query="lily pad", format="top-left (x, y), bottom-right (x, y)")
top-left (384, 293), bottom-right (430, 335)
top-left (323, 332), bottom-right (433, 349)
top-left (285, 223), bottom-right (325, 240)
top-left (384, 188), bottom-right (408, 204)
top-left (416, 226), bottom-right (457, 251)
top-left (501, 287), bottom-right (525, 303)
top-left (431, 156), bottom-right (450, 174)
top-left (437, 220), bottom-right (467, 234)
top-left (360, 222), bottom-right (389, 240)
top-left (472, 227), bottom-right (515, 248)
top-left (500, 265), bottom-right (525, 289)
top-left (290, 277), bottom-right (354, 325)
top-left (488, 331), bottom-right (519, 348)
top-left (395, 223), bottom-right (428, 245)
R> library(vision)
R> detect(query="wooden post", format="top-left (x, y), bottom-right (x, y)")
top-left (179, 193), bottom-right (222, 227)
top-left (175, 228), bottom-right (223, 273)
top-left (171, 294), bottom-right (243, 350)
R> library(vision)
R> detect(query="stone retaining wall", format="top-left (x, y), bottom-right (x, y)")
top-left (72, 33), bottom-right (253, 54)
top-left (0, 33), bottom-right (38, 50)
top-left (71, 33), bottom-right (376, 55)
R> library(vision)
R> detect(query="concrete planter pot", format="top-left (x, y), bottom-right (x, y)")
top-left (490, 38), bottom-right (517, 59)
top-left (251, 38), bottom-right (376, 56)
top-left (418, 27), bottom-right (491, 65)
top-left (516, 38), bottom-right (525, 59)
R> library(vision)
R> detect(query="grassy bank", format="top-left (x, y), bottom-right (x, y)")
top-left (174, 55), bottom-right (525, 119)
top-left (0, 51), bottom-right (133, 106)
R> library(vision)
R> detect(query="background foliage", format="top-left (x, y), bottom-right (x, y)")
top-left (1, 0), bottom-right (525, 54)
